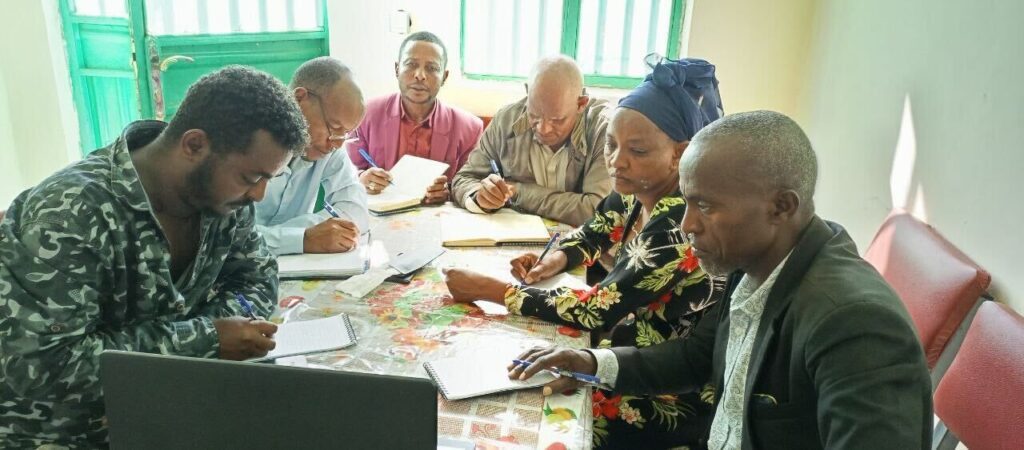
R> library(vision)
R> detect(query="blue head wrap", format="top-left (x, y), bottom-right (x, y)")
top-left (618, 56), bottom-right (724, 142)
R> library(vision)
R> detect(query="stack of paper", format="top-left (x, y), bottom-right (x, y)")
top-left (368, 155), bottom-right (450, 214)
top-left (277, 234), bottom-right (370, 279)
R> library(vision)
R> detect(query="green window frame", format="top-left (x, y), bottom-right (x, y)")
top-left (460, 0), bottom-right (685, 89)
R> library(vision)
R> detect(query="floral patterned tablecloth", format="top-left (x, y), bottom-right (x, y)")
top-left (274, 206), bottom-right (592, 449)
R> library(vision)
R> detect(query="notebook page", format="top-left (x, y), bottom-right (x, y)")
top-left (424, 350), bottom-right (557, 400)
top-left (388, 155), bottom-right (449, 190)
top-left (368, 156), bottom-right (449, 212)
top-left (258, 314), bottom-right (357, 361)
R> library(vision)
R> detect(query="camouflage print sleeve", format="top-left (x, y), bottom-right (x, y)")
top-left (0, 213), bottom-right (219, 403)
top-left (202, 204), bottom-right (279, 320)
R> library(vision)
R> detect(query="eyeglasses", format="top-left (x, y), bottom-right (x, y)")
top-left (305, 90), bottom-right (358, 145)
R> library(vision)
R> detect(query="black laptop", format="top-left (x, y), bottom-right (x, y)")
top-left (100, 351), bottom-right (438, 449)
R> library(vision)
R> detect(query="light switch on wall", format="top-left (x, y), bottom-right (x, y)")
top-left (389, 10), bottom-right (411, 35)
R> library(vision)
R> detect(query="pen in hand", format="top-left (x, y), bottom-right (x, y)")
top-left (511, 359), bottom-right (606, 387)
top-left (489, 159), bottom-right (512, 207)
top-left (234, 293), bottom-right (262, 321)
top-left (358, 148), bottom-right (395, 186)
top-left (521, 232), bottom-right (560, 284)
top-left (322, 200), bottom-right (341, 218)
top-left (536, 233), bottom-right (560, 265)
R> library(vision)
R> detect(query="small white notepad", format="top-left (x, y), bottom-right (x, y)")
top-left (424, 350), bottom-right (557, 400)
top-left (368, 155), bottom-right (449, 214)
top-left (276, 234), bottom-right (370, 279)
top-left (252, 313), bottom-right (358, 362)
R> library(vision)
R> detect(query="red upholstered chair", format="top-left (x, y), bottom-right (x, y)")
top-left (932, 302), bottom-right (1024, 450)
top-left (863, 211), bottom-right (991, 374)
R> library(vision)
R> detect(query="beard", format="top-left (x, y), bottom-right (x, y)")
top-left (185, 156), bottom-right (251, 217)
top-left (697, 259), bottom-right (733, 278)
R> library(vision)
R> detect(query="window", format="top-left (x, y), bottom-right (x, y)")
top-left (460, 0), bottom-right (685, 88)
top-left (143, 0), bottom-right (324, 36)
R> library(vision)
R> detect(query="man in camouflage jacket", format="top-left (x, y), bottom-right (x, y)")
top-left (0, 66), bottom-right (308, 447)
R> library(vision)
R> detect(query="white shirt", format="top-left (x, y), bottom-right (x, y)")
top-left (708, 256), bottom-right (788, 449)
top-left (254, 150), bottom-right (368, 255)
top-left (591, 256), bottom-right (790, 449)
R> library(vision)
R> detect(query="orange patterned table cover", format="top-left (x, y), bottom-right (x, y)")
top-left (275, 206), bottom-right (592, 449)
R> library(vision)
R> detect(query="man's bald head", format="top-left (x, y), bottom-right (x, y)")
top-left (525, 55), bottom-right (588, 149)
top-left (528, 55), bottom-right (584, 100)
top-left (290, 57), bottom-right (365, 159)
top-left (290, 57), bottom-right (363, 104)
top-left (685, 110), bottom-right (817, 214)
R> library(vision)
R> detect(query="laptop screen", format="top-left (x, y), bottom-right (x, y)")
top-left (101, 351), bottom-right (437, 449)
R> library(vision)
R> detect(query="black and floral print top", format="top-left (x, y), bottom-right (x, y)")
top-left (504, 191), bottom-right (721, 347)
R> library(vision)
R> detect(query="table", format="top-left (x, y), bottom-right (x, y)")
top-left (273, 205), bottom-right (593, 449)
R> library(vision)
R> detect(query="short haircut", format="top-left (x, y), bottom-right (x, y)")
top-left (397, 31), bottom-right (448, 69)
top-left (528, 55), bottom-right (585, 97)
top-left (692, 110), bottom-right (818, 206)
top-left (290, 56), bottom-right (354, 93)
top-left (165, 65), bottom-right (308, 157)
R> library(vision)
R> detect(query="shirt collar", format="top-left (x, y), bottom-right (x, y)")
top-left (511, 98), bottom-right (591, 156)
top-left (730, 251), bottom-right (793, 310)
top-left (108, 120), bottom-right (168, 213)
top-left (398, 97), bottom-right (437, 128)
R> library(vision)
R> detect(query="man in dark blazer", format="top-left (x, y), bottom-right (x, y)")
top-left (511, 110), bottom-right (932, 449)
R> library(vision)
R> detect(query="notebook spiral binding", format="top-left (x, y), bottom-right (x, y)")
top-left (422, 361), bottom-right (452, 399)
top-left (341, 313), bottom-right (359, 344)
top-left (496, 242), bottom-right (547, 248)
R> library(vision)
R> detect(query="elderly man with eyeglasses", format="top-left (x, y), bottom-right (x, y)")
top-left (254, 57), bottom-right (369, 255)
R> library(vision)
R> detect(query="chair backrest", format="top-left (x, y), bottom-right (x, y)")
top-left (863, 211), bottom-right (990, 368)
top-left (933, 302), bottom-right (1024, 450)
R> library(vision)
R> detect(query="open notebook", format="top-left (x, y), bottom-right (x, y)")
top-left (368, 155), bottom-right (450, 214)
top-left (250, 313), bottom-right (358, 362)
top-left (440, 209), bottom-right (551, 247)
top-left (423, 349), bottom-right (557, 400)
top-left (276, 234), bottom-right (370, 279)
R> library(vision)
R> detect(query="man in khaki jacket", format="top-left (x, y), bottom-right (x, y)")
top-left (451, 56), bottom-right (611, 226)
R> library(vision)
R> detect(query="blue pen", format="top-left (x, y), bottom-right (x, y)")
top-left (512, 359), bottom-right (605, 386)
top-left (488, 159), bottom-right (512, 207)
top-left (234, 293), bottom-right (260, 320)
top-left (536, 232), bottom-right (561, 265)
top-left (322, 200), bottom-right (341, 218)
top-left (489, 159), bottom-right (504, 178)
top-left (358, 148), bottom-right (395, 186)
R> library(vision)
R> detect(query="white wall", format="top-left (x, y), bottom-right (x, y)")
top-left (686, 0), bottom-right (816, 119)
top-left (799, 0), bottom-right (1024, 311)
top-left (0, 0), bottom-right (79, 208)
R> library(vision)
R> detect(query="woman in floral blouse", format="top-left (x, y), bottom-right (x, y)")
top-left (446, 57), bottom-right (725, 449)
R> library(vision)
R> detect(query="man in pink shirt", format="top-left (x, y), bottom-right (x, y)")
top-left (348, 31), bottom-right (484, 204)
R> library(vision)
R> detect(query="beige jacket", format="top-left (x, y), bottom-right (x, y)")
top-left (451, 97), bottom-right (611, 226)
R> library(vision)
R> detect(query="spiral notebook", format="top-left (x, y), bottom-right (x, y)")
top-left (423, 350), bottom-right (557, 400)
top-left (250, 313), bottom-right (358, 362)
